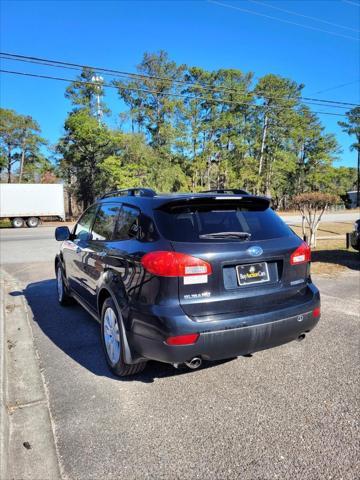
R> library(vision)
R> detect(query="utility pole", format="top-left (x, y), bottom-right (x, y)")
top-left (91, 75), bottom-right (104, 125)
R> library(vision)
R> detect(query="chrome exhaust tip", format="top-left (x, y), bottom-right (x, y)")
top-left (297, 333), bottom-right (306, 342)
top-left (185, 357), bottom-right (202, 369)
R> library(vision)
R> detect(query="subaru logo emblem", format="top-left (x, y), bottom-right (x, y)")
top-left (247, 246), bottom-right (263, 257)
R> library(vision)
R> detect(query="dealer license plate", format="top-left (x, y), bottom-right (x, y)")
top-left (236, 262), bottom-right (270, 286)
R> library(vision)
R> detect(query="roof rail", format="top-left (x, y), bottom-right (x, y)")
top-left (100, 188), bottom-right (157, 199)
top-left (200, 189), bottom-right (249, 195)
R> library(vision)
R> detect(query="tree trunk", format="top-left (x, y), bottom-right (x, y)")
top-left (265, 158), bottom-right (272, 197)
top-left (296, 144), bottom-right (305, 195)
top-left (19, 147), bottom-right (25, 183)
top-left (7, 151), bottom-right (12, 183)
top-left (301, 214), bottom-right (306, 239)
top-left (207, 158), bottom-right (211, 190)
top-left (309, 229), bottom-right (316, 248)
top-left (193, 136), bottom-right (197, 160)
top-left (67, 191), bottom-right (73, 219)
top-left (258, 113), bottom-right (268, 177)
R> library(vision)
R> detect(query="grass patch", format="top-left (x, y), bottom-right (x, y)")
top-left (311, 251), bottom-right (358, 276)
top-left (311, 238), bottom-right (359, 277)
top-left (0, 219), bottom-right (11, 228)
top-left (291, 221), bottom-right (353, 238)
top-left (289, 222), bottom-right (359, 277)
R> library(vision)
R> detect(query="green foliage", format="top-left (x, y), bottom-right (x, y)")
top-left (100, 133), bottom-right (156, 189)
top-left (100, 133), bottom-right (188, 192)
top-left (330, 166), bottom-right (357, 194)
top-left (0, 108), bottom-right (46, 183)
top-left (338, 106), bottom-right (360, 152)
top-left (114, 55), bottom-right (343, 202)
top-left (20, 156), bottom-right (53, 183)
top-left (65, 67), bottom-right (110, 117)
top-left (0, 51), bottom-right (347, 208)
top-left (57, 110), bottom-right (116, 207)
top-left (113, 51), bottom-right (185, 156)
top-left (339, 106), bottom-right (360, 207)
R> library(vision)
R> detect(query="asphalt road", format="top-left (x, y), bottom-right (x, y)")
top-left (280, 211), bottom-right (358, 225)
top-left (1, 226), bottom-right (359, 480)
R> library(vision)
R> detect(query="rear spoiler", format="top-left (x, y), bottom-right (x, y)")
top-left (156, 195), bottom-right (271, 212)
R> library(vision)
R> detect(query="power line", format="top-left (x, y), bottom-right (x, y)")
top-left (1, 51), bottom-right (357, 107)
top-left (248, 0), bottom-right (360, 32)
top-left (0, 57), bottom-right (351, 112)
top-left (1, 55), bottom-right (345, 109)
top-left (1, 52), bottom-right (358, 107)
top-left (0, 68), bottom-right (349, 117)
top-left (312, 79), bottom-right (360, 95)
top-left (0, 52), bottom-right (238, 97)
top-left (207, 0), bottom-right (360, 41)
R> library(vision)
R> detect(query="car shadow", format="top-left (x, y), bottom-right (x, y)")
top-left (312, 249), bottom-right (359, 271)
top-left (12, 279), bottom-right (235, 384)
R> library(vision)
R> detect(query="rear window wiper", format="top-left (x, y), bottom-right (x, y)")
top-left (199, 231), bottom-right (251, 240)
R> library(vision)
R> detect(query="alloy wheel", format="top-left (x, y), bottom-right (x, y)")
top-left (103, 307), bottom-right (121, 365)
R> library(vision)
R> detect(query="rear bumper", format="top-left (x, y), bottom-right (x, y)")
top-left (128, 285), bottom-right (320, 364)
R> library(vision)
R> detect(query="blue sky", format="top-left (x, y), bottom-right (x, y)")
top-left (1, 0), bottom-right (359, 168)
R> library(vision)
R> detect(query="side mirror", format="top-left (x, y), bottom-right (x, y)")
top-left (55, 226), bottom-right (71, 241)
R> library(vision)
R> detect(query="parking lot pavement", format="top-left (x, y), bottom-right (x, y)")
top-left (1, 227), bottom-right (359, 480)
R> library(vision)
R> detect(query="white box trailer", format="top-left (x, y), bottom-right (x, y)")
top-left (0, 183), bottom-right (66, 227)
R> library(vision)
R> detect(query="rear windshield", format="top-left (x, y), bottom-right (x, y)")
top-left (154, 204), bottom-right (292, 242)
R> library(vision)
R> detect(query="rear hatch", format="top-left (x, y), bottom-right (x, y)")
top-left (154, 196), bottom-right (310, 320)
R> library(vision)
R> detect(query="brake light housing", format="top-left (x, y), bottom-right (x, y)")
top-left (166, 333), bottom-right (200, 346)
top-left (141, 251), bottom-right (212, 277)
top-left (290, 242), bottom-right (311, 265)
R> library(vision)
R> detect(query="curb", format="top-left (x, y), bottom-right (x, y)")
top-left (0, 275), bottom-right (9, 480)
top-left (1, 270), bottom-right (62, 480)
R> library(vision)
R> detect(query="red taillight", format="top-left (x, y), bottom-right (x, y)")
top-left (290, 242), bottom-right (311, 265)
top-left (166, 333), bottom-right (199, 345)
top-left (313, 307), bottom-right (321, 318)
top-left (141, 251), bottom-right (212, 277)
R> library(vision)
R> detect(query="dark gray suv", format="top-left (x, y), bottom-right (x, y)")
top-left (55, 188), bottom-right (320, 376)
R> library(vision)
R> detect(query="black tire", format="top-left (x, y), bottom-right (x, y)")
top-left (100, 297), bottom-right (146, 377)
top-left (56, 264), bottom-right (73, 306)
top-left (11, 217), bottom-right (24, 228)
top-left (26, 217), bottom-right (40, 228)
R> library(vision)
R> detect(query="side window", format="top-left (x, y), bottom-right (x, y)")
top-left (138, 213), bottom-right (158, 242)
top-left (73, 205), bottom-right (98, 241)
top-left (91, 204), bottom-right (122, 241)
top-left (114, 205), bottom-right (140, 241)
